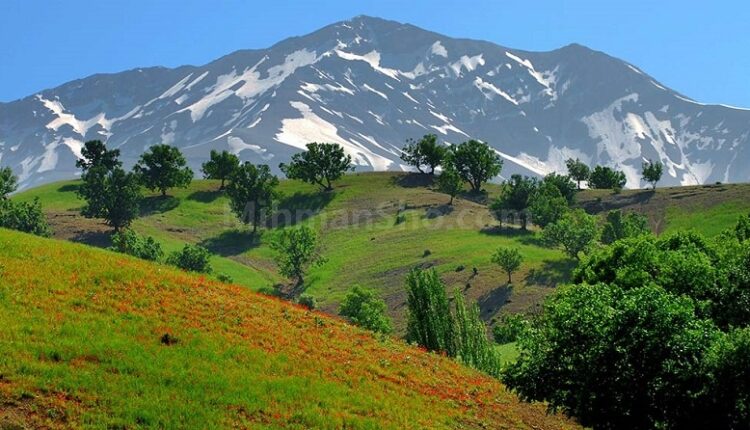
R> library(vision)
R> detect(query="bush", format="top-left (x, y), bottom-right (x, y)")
top-left (110, 229), bottom-right (163, 261)
top-left (339, 286), bottom-right (392, 334)
top-left (216, 273), bottom-right (234, 284)
top-left (167, 244), bottom-right (212, 273)
top-left (0, 198), bottom-right (52, 237)
top-left (298, 294), bottom-right (317, 310)
top-left (492, 314), bottom-right (528, 344)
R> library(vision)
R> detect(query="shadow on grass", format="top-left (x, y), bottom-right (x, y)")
top-left (140, 195), bottom-right (180, 216)
top-left (267, 191), bottom-right (335, 228)
top-left (199, 229), bottom-right (262, 257)
top-left (71, 231), bottom-right (113, 248)
top-left (58, 183), bottom-right (80, 193)
top-left (477, 285), bottom-right (513, 321)
top-left (524, 259), bottom-right (576, 287)
top-left (187, 190), bottom-right (223, 203)
top-left (459, 190), bottom-right (489, 205)
top-left (479, 226), bottom-right (548, 247)
top-left (391, 173), bottom-right (434, 188)
top-left (424, 204), bottom-right (454, 219)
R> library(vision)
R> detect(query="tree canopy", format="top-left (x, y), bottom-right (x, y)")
top-left (542, 208), bottom-right (599, 260)
top-left (565, 158), bottom-right (590, 189)
top-left (0, 167), bottom-right (18, 199)
top-left (134, 144), bottom-right (193, 196)
top-left (75, 140), bottom-right (121, 173)
top-left (201, 149), bottom-right (240, 189)
top-left (339, 286), bottom-right (393, 334)
top-left (642, 159), bottom-right (664, 190)
top-left (225, 162), bottom-right (279, 233)
top-left (400, 134), bottom-right (446, 174)
top-left (589, 165), bottom-right (627, 190)
top-left (448, 140), bottom-right (503, 193)
top-left (280, 142), bottom-right (353, 191)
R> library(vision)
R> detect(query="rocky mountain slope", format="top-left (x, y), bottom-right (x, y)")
top-left (2, 15), bottom-right (748, 189)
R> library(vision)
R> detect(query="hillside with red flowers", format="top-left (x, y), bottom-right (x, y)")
top-left (0, 228), bottom-right (579, 429)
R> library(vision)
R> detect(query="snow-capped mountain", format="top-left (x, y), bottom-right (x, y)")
top-left (2, 15), bottom-right (749, 190)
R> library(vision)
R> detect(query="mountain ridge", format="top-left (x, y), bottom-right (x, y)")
top-left (2, 15), bottom-right (748, 190)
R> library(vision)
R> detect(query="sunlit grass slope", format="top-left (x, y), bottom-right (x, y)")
top-left (0, 228), bottom-right (578, 429)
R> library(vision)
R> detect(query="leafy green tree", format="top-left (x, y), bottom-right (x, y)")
top-left (492, 174), bottom-right (537, 229)
top-left (540, 173), bottom-right (576, 204)
top-left (528, 182), bottom-right (568, 228)
top-left (448, 140), bottom-right (503, 193)
top-left (565, 158), bottom-right (590, 189)
top-left (270, 225), bottom-right (324, 289)
top-left (280, 142), bottom-right (353, 191)
top-left (405, 268), bottom-right (455, 354)
top-left (110, 229), bottom-right (164, 261)
top-left (400, 134), bottom-right (446, 174)
top-left (339, 285), bottom-right (393, 334)
top-left (0, 167), bottom-right (18, 199)
top-left (436, 164), bottom-right (463, 205)
top-left (702, 327), bottom-right (750, 428)
top-left (600, 210), bottom-right (650, 244)
top-left (225, 162), bottom-right (278, 233)
top-left (0, 198), bottom-right (52, 237)
top-left (134, 144), bottom-right (193, 196)
top-left (79, 166), bottom-right (142, 232)
top-left (589, 165), bottom-right (627, 190)
top-left (451, 289), bottom-right (502, 377)
top-left (75, 140), bottom-right (121, 173)
top-left (642, 159), bottom-right (664, 190)
top-left (167, 244), bottom-right (212, 273)
top-left (503, 283), bottom-right (721, 430)
top-left (542, 208), bottom-right (598, 260)
top-left (201, 149), bottom-right (240, 189)
top-left (491, 247), bottom-right (523, 283)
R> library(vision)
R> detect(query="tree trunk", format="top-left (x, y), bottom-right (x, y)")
top-left (449, 195), bottom-right (454, 205)
top-left (508, 272), bottom-right (512, 284)
top-left (161, 189), bottom-right (167, 197)
top-left (220, 178), bottom-right (225, 190)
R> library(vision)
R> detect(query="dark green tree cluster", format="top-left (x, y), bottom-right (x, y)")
top-left (588, 165), bottom-right (627, 190)
top-left (339, 285), bottom-right (393, 334)
top-left (0, 167), bottom-right (51, 237)
top-left (504, 220), bottom-right (750, 429)
top-left (225, 163), bottom-right (279, 233)
top-left (405, 268), bottom-right (501, 376)
top-left (110, 229), bottom-right (164, 261)
top-left (492, 173), bottom-right (576, 229)
top-left (134, 144), bottom-right (193, 196)
top-left (167, 243), bottom-right (213, 273)
top-left (201, 150), bottom-right (240, 189)
top-left (600, 209), bottom-right (649, 244)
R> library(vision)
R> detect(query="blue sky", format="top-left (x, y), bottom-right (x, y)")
top-left (1, 0), bottom-right (748, 107)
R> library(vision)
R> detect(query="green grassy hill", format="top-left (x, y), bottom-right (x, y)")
top-left (0, 228), bottom-right (578, 429)
top-left (16, 173), bottom-right (750, 332)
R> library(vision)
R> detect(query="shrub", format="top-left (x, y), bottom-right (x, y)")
top-left (0, 198), bottom-right (52, 237)
top-left (339, 286), bottom-right (392, 334)
top-left (492, 314), bottom-right (528, 344)
top-left (216, 273), bottom-right (234, 284)
top-left (298, 294), bottom-right (317, 310)
top-left (167, 244), bottom-right (212, 273)
top-left (110, 229), bottom-right (164, 261)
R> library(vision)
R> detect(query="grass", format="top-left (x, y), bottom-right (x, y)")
top-left (0, 228), bottom-right (579, 429)
top-left (16, 173), bottom-right (750, 333)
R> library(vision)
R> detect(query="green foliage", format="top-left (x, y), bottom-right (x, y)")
top-left (642, 159), bottom-right (664, 190)
top-left (0, 198), bottom-right (51, 237)
top-left (270, 225), bottom-right (324, 288)
top-left (491, 247), bottom-right (523, 283)
top-left (405, 268), bottom-right (455, 354)
top-left (542, 209), bottom-right (598, 260)
top-left (400, 134), bottom-right (446, 174)
top-left (279, 142), bottom-right (353, 191)
top-left (134, 144), bottom-right (193, 196)
top-left (451, 289), bottom-right (502, 377)
top-left (735, 212), bottom-right (750, 242)
top-left (492, 175), bottom-right (537, 229)
top-left (110, 229), bottom-right (164, 261)
top-left (0, 166), bottom-right (18, 199)
top-left (75, 140), bottom-right (121, 173)
top-left (540, 173), bottom-right (576, 204)
top-left (79, 166), bottom-right (142, 232)
top-left (702, 327), bottom-right (750, 429)
top-left (447, 140), bottom-right (503, 193)
top-left (528, 181), bottom-right (568, 228)
top-left (339, 286), bottom-right (392, 334)
top-left (436, 164), bottom-right (463, 205)
top-left (201, 150), bottom-right (240, 189)
top-left (503, 283), bottom-right (722, 430)
top-left (225, 162), bottom-right (279, 233)
top-left (600, 210), bottom-right (650, 244)
top-left (588, 165), bottom-right (627, 190)
top-left (297, 294), bottom-right (317, 310)
top-left (492, 314), bottom-right (528, 344)
top-left (167, 244), bottom-right (212, 273)
top-left (565, 158), bottom-right (590, 189)
top-left (216, 273), bottom-right (234, 284)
